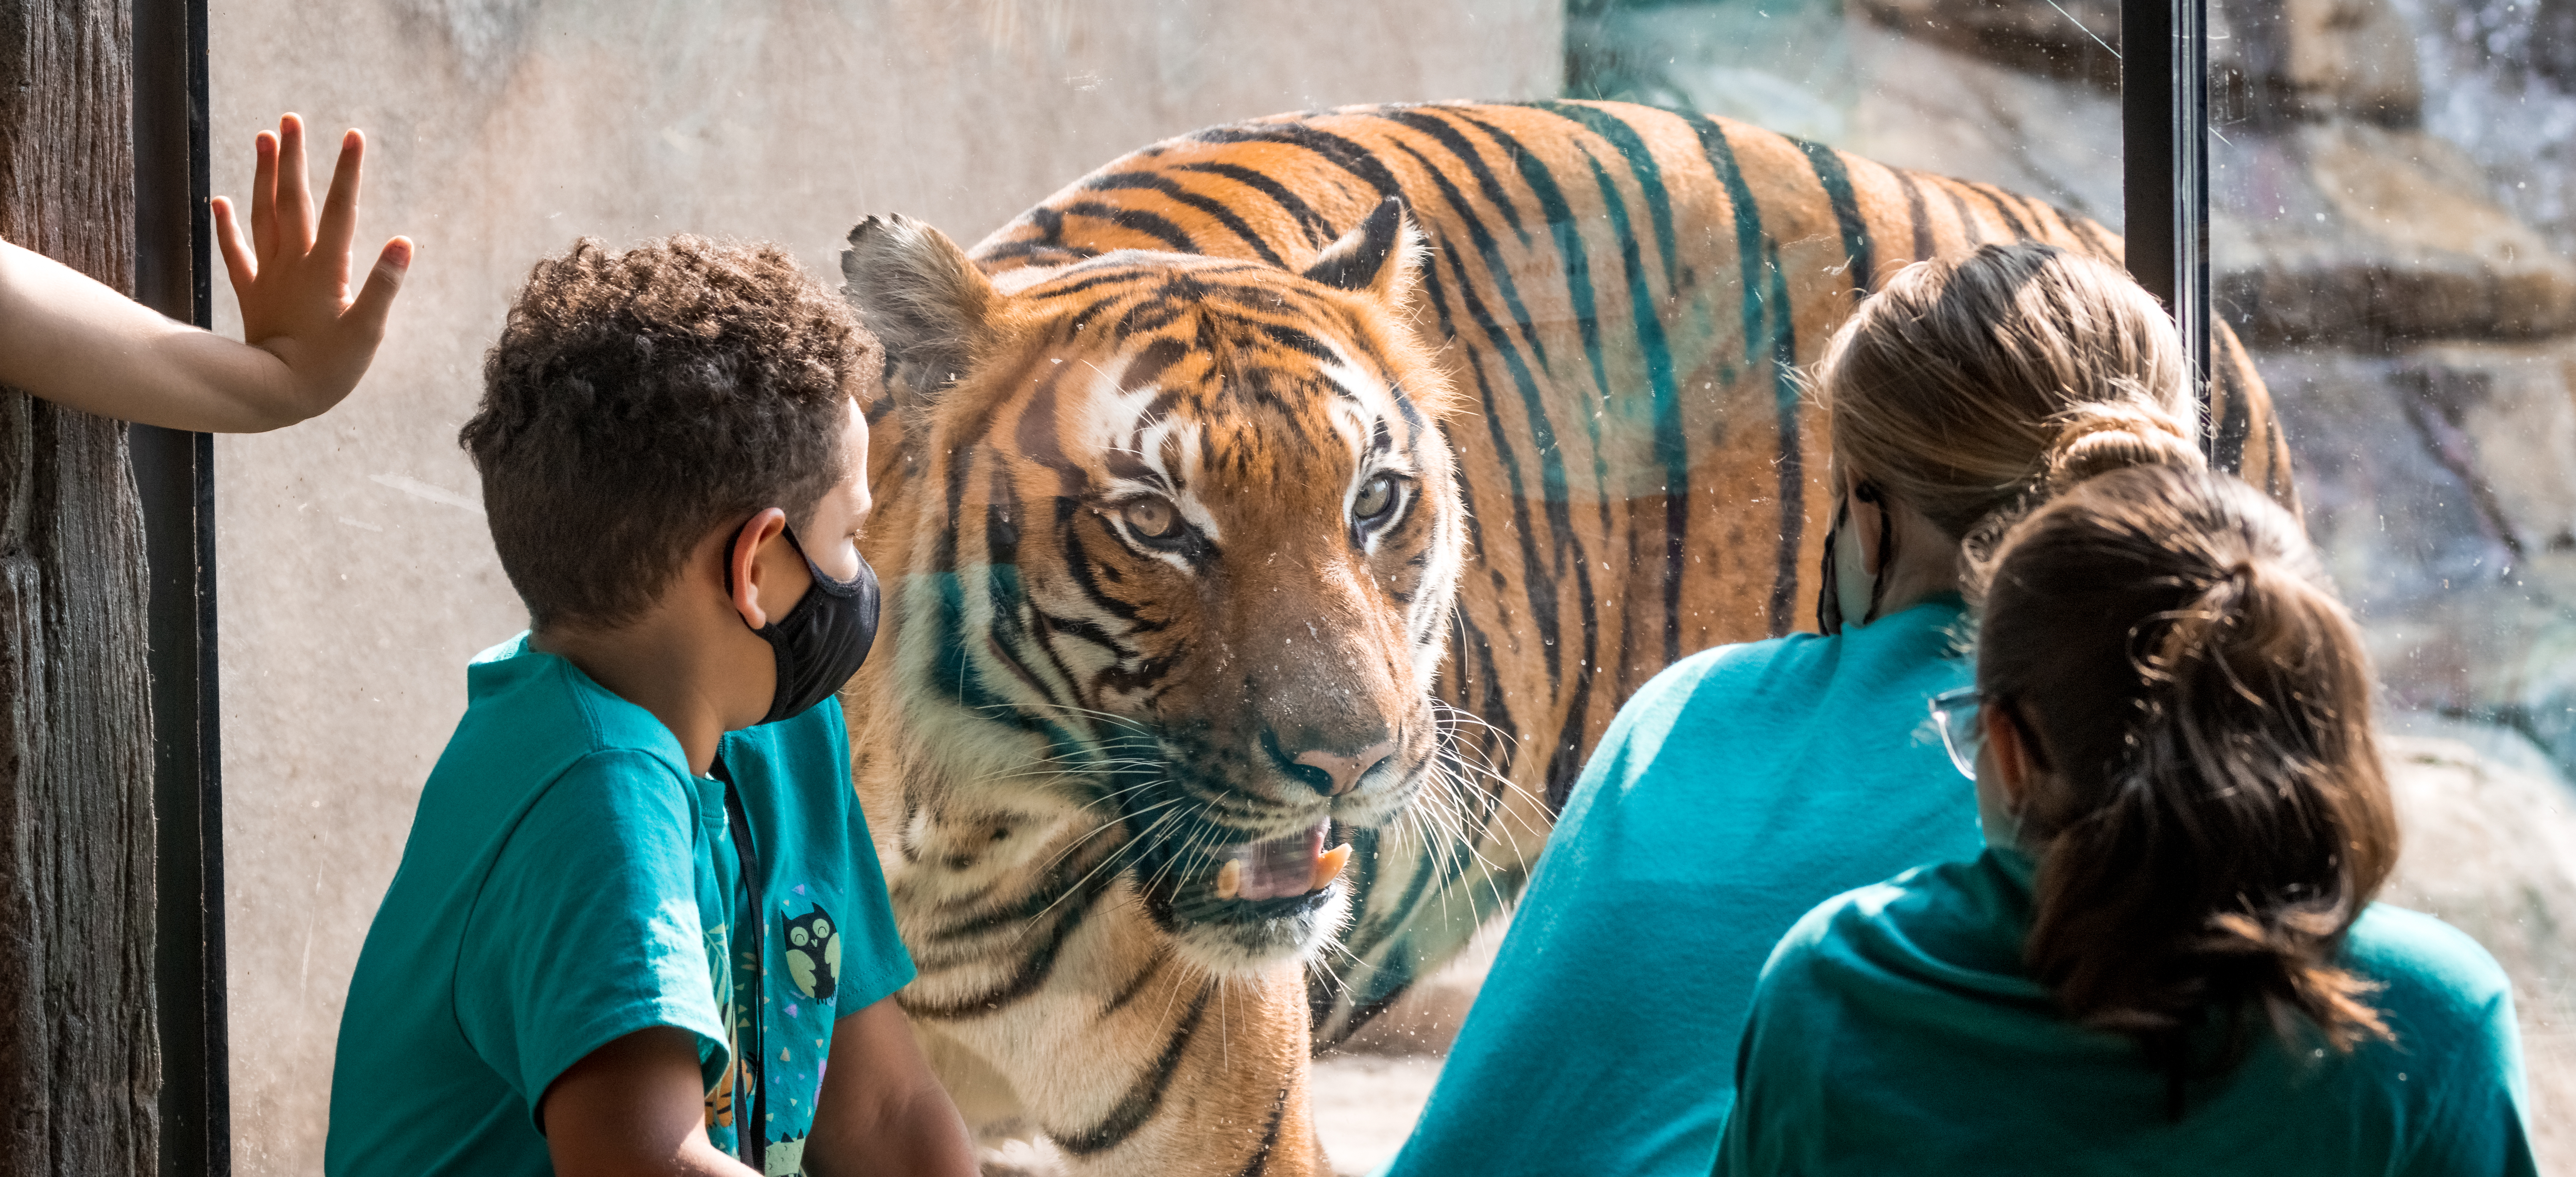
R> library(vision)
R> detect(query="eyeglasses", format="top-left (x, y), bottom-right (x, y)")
top-left (1927, 686), bottom-right (1982, 780)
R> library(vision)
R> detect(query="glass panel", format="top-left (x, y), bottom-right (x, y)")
top-left (205, 3), bottom-right (2151, 1175)
top-left (2209, 0), bottom-right (2576, 1161)
top-left (1572, 0), bottom-right (2126, 233)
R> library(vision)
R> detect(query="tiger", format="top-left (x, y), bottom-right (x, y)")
top-left (833, 99), bottom-right (2292, 1176)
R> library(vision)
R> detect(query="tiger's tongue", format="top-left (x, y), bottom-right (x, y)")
top-left (1227, 821), bottom-right (1331, 901)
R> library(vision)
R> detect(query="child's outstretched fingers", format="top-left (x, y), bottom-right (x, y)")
top-left (348, 237), bottom-right (414, 346)
top-left (315, 128), bottom-right (365, 285)
top-left (248, 127), bottom-right (279, 266)
top-left (212, 194), bottom-right (256, 293)
top-left (209, 112), bottom-right (415, 422)
top-left (272, 112), bottom-right (315, 253)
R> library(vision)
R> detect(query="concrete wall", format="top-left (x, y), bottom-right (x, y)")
top-left (205, 1), bottom-right (1561, 1169)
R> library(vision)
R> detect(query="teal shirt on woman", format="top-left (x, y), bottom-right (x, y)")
top-left (1385, 599), bottom-right (1980, 1177)
top-left (1715, 849), bottom-right (2537, 1175)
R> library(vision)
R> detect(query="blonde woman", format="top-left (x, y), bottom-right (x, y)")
top-left (1391, 243), bottom-right (2217, 1177)
top-left (1713, 464), bottom-right (2533, 1173)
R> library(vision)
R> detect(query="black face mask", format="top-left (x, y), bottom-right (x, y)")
top-left (1817, 481), bottom-right (1894, 636)
top-left (731, 522), bottom-right (879, 725)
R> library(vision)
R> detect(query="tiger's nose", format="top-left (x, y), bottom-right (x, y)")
top-left (1292, 740), bottom-right (1396, 797)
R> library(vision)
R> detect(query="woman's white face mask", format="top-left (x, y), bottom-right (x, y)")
top-left (1818, 476), bottom-right (1895, 635)
top-left (1975, 767), bottom-right (2022, 852)
top-left (1834, 500), bottom-right (1877, 629)
top-left (1972, 717), bottom-right (2028, 853)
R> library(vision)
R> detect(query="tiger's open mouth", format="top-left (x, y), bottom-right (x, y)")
top-left (1135, 813), bottom-right (1361, 970)
top-left (1212, 819), bottom-right (1352, 903)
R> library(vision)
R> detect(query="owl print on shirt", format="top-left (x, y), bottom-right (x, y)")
top-left (783, 904), bottom-right (840, 1002)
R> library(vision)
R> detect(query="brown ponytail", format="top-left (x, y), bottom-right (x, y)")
top-left (1972, 465), bottom-right (2398, 1109)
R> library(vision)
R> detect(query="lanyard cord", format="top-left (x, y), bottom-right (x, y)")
top-left (714, 757), bottom-right (767, 1172)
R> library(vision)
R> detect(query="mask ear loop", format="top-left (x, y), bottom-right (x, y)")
top-left (1858, 481), bottom-right (1894, 625)
top-left (778, 523), bottom-right (869, 597)
top-left (724, 518), bottom-right (866, 636)
top-left (1817, 495), bottom-right (1851, 635)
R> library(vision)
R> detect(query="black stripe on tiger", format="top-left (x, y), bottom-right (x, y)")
top-left (1964, 182), bottom-right (2035, 240)
top-left (1055, 199), bottom-right (1200, 253)
top-left (1192, 123), bottom-right (1405, 208)
top-left (1895, 168), bottom-right (1936, 263)
top-left (1383, 135), bottom-right (1554, 370)
top-left (1373, 109), bottom-right (1535, 245)
top-left (1418, 188), bottom-right (1567, 694)
top-left (1230, 1086), bottom-right (1291, 1177)
top-left (1049, 984), bottom-right (1215, 1158)
top-left (1529, 101), bottom-right (1682, 287)
top-left (1448, 110), bottom-right (1602, 705)
top-left (1678, 113), bottom-right (1809, 635)
top-left (1080, 171), bottom-right (1291, 268)
top-left (1761, 235), bottom-right (1806, 636)
top-left (1942, 182), bottom-right (1987, 246)
top-left (1792, 136), bottom-right (1876, 300)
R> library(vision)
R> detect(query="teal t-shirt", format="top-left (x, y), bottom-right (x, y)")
top-left (325, 635), bottom-right (913, 1177)
top-left (1386, 599), bottom-right (1979, 1177)
top-left (1714, 850), bottom-right (2538, 1176)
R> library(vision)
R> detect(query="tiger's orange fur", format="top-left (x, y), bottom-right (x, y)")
top-left (836, 100), bottom-right (2291, 1176)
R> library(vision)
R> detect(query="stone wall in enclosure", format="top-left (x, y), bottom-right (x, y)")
top-left (206, 3), bottom-right (1560, 1171)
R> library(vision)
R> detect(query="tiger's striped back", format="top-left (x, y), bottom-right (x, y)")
top-left (842, 100), bottom-right (2291, 1176)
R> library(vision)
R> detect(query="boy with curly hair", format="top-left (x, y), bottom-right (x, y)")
top-left (325, 237), bottom-right (975, 1177)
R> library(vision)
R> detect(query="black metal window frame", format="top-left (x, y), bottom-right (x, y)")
top-left (122, 4), bottom-right (2214, 1174)
top-left (2126, 0), bottom-right (2216, 435)
top-left (133, 2), bottom-right (224, 1176)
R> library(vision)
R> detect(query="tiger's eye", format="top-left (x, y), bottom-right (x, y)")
top-left (1123, 497), bottom-right (1180, 538)
top-left (1354, 474), bottom-right (1396, 521)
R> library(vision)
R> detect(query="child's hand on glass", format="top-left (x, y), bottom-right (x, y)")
top-left (0, 111), bottom-right (413, 432)
top-left (210, 112), bottom-right (413, 424)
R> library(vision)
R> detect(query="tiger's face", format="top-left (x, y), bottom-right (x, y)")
top-left (845, 202), bottom-right (1464, 972)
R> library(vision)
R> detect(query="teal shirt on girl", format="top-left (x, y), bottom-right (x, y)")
top-left (1385, 599), bottom-right (1980, 1177)
top-left (1715, 848), bottom-right (2537, 1176)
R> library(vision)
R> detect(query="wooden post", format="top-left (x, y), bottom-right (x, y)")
top-left (0, 2), bottom-right (166, 1175)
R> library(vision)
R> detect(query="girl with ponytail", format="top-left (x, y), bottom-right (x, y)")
top-left (1711, 464), bottom-right (2535, 1174)
top-left (1396, 243), bottom-right (2247, 1177)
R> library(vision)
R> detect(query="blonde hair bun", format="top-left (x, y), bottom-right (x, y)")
top-left (2042, 399), bottom-right (2204, 493)
top-left (1817, 243), bottom-right (2198, 542)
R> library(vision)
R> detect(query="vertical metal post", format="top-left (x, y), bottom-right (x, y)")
top-left (130, 0), bottom-right (227, 1174)
top-left (2124, 0), bottom-right (2213, 449)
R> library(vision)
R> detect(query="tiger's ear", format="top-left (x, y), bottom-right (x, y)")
top-left (842, 215), bottom-right (1002, 402)
top-left (1302, 198), bottom-right (1425, 306)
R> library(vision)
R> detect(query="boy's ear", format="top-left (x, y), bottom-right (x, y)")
top-left (842, 216), bottom-right (1002, 407)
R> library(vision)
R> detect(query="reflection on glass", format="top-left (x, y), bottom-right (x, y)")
top-left (2209, 0), bottom-right (2576, 1163)
top-left (208, 0), bottom-right (2569, 1174)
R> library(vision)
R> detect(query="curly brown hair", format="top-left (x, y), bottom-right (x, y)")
top-left (460, 235), bottom-right (871, 630)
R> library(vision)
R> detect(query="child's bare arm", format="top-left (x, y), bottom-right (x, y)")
top-left (805, 997), bottom-right (978, 1177)
top-left (541, 1026), bottom-right (760, 1177)
top-left (0, 113), bottom-right (409, 432)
